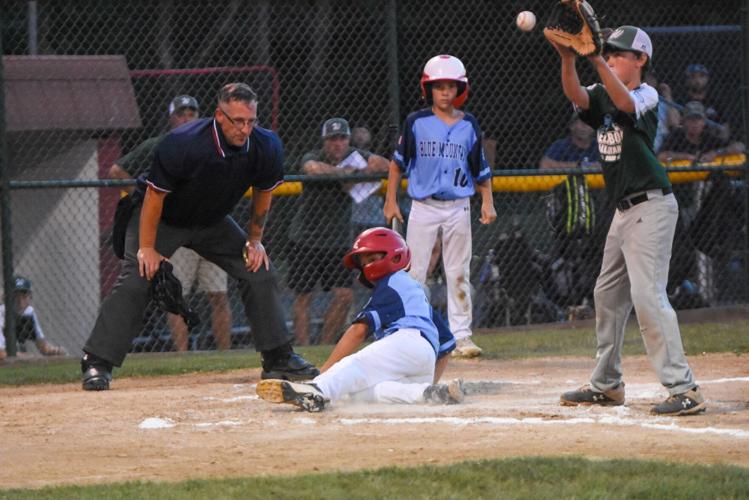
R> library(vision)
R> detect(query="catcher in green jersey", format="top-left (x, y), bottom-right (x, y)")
top-left (546, 25), bottom-right (705, 416)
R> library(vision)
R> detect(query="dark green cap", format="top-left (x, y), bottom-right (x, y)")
top-left (605, 26), bottom-right (653, 59)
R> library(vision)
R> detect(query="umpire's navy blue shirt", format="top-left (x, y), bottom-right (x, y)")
top-left (137, 118), bottom-right (284, 228)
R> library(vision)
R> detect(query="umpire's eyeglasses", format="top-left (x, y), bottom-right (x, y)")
top-left (218, 107), bottom-right (257, 130)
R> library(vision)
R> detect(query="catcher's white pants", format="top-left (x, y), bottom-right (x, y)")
top-left (313, 329), bottom-right (436, 404)
top-left (590, 191), bottom-right (697, 396)
top-left (406, 198), bottom-right (473, 339)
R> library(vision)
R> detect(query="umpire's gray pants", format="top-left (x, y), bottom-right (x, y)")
top-left (84, 207), bottom-right (292, 366)
top-left (590, 191), bottom-right (697, 396)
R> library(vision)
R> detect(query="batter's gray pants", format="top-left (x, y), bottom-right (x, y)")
top-left (590, 190), bottom-right (697, 396)
top-left (84, 207), bottom-right (292, 366)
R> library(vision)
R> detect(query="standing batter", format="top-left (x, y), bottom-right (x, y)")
top-left (548, 26), bottom-right (705, 415)
top-left (256, 228), bottom-right (463, 412)
top-left (383, 54), bottom-right (496, 359)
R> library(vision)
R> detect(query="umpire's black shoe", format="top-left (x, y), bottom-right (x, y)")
top-left (261, 352), bottom-right (319, 381)
top-left (81, 352), bottom-right (113, 391)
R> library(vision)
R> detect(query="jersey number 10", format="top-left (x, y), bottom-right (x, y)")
top-left (453, 169), bottom-right (468, 188)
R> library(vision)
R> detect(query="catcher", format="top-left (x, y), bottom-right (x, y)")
top-left (544, 0), bottom-right (705, 416)
top-left (256, 227), bottom-right (464, 412)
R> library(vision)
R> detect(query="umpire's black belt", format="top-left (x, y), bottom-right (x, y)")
top-left (617, 187), bottom-right (672, 211)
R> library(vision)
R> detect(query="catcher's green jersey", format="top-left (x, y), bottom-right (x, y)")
top-left (577, 83), bottom-right (670, 202)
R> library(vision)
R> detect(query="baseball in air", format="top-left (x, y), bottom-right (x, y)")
top-left (516, 11), bottom-right (536, 32)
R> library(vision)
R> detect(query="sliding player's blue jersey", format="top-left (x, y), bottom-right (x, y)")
top-left (354, 270), bottom-right (456, 355)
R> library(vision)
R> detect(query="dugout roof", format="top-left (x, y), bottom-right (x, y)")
top-left (3, 55), bottom-right (141, 132)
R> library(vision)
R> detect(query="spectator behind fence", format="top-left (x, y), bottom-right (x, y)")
top-left (80, 83), bottom-right (319, 391)
top-left (673, 64), bottom-right (731, 140)
top-left (657, 101), bottom-right (744, 164)
top-left (644, 70), bottom-right (680, 152)
top-left (540, 115), bottom-right (603, 317)
top-left (288, 118), bottom-right (389, 346)
top-left (0, 276), bottom-right (66, 360)
top-left (658, 102), bottom-right (746, 306)
top-left (350, 125), bottom-right (387, 235)
top-left (109, 95), bottom-right (232, 352)
top-left (539, 113), bottom-right (600, 169)
top-left (109, 95), bottom-right (200, 188)
top-left (383, 55), bottom-right (496, 359)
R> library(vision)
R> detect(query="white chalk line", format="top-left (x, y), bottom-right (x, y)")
top-left (483, 377), bottom-right (749, 400)
top-left (138, 417), bottom-right (252, 429)
top-left (293, 417), bottom-right (318, 425)
top-left (338, 415), bottom-right (749, 438)
top-left (139, 412), bottom-right (749, 439)
top-left (140, 377), bottom-right (748, 432)
top-left (202, 395), bottom-right (258, 403)
top-left (194, 420), bottom-right (245, 428)
top-left (700, 376), bottom-right (749, 385)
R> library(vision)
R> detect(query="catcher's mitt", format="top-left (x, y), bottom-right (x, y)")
top-left (544, 0), bottom-right (604, 57)
top-left (149, 260), bottom-right (200, 328)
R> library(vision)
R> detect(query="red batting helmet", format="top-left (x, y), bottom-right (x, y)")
top-left (420, 54), bottom-right (470, 108)
top-left (343, 227), bottom-right (411, 282)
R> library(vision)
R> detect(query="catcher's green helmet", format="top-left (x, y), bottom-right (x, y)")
top-left (605, 25), bottom-right (653, 60)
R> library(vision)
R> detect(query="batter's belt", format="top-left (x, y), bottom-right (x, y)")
top-left (617, 187), bottom-right (672, 211)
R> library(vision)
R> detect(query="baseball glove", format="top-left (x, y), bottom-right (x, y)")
top-left (543, 0), bottom-right (604, 57)
top-left (149, 260), bottom-right (200, 328)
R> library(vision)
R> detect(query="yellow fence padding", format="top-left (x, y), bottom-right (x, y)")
top-left (245, 154), bottom-right (745, 197)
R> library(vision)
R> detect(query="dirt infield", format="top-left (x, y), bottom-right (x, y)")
top-left (1, 353), bottom-right (747, 489)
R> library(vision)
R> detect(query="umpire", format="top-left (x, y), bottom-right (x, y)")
top-left (81, 83), bottom-right (319, 390)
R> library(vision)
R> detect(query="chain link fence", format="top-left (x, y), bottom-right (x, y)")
top-left (1, 0), bottom-right (747, 357)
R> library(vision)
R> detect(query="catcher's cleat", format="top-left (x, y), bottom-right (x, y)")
top-left (651, 387), bottom-right (706, 416)
top-left (81, 353), bottom-right (113, 391)
top-left (261, 352), bottom-right (320, 381)
top-left (451, 337), bottom-right (482, 359)
top-left (256, 379), bottom-right (327, 412)
top-left (560, 382), bottom-right (625, 406)
top-left (423, 378), bottom-right (465, 405)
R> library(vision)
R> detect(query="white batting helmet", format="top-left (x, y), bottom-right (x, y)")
top-left (420, 54), bottom-right (470, 108)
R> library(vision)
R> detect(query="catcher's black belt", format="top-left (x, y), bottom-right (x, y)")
top-left (617, 187), bottom-right (672, 211)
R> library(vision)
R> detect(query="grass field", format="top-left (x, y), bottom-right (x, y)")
top-left (1, 319), bottom-right (747, 386)
top-left (2, 457), bottom-right (748, 499)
